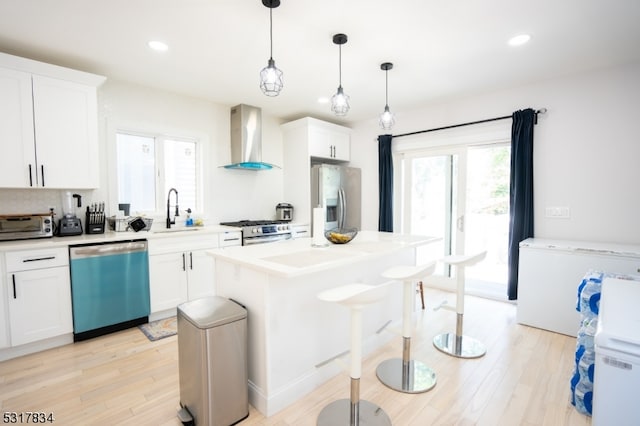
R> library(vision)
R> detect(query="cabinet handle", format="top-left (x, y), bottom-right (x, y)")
top-left (23, 256), bottom-right (56, 263)
top-left (41, 165), bottom-right (45, 187)
top-left (189, 252), bottom-right (193, 270)
top-left (28, 164), bottom-right (33, 187)
top-left (182, 253), bottom-right (186, 271)
top-left (12, 274), bottom-right (16, 299)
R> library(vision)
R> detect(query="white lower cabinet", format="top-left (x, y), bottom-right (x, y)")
top-left (149, 234), bottom-right (232, 313)
top-left (4, 248), bottom-right (72, 347)
top-left (0, 261), bottom-right (8, 349)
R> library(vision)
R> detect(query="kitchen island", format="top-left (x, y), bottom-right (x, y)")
top-left (207, 231), bottom-right (438, 416)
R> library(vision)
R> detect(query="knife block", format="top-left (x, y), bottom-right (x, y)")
top-left (85, 212), bottom-right (105, 234)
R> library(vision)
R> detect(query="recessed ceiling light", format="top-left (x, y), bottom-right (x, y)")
top-left (148, 40), bottom-right (169, 52)
top-left (508, 34), bottom-right (531, 46)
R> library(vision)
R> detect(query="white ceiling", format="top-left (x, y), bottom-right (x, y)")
top-left (1, 1), bottom-right (639, 125)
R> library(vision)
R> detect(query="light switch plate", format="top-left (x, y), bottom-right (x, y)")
top-left (545, 206), bottom-right (570, 218)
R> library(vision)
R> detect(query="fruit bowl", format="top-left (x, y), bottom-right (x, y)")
top-left (325, 228), bottom-right (358, 244)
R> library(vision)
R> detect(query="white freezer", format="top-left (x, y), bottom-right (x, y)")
top-left (592, 277), bottom-right (640, 426)
top-left (517, 238), bottom-right (640, 336)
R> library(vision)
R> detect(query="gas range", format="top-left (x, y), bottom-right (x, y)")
top-left (220, 220), bottom-right (292, 245)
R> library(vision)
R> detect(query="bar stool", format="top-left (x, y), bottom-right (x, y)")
top-left (433, 251), bottom-right (487, 358)
top-left (317, 282), bottom-right (394, 426)
top-left (376, 262), bottom-right (437, 394)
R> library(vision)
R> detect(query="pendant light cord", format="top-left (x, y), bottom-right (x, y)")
top-left (385, 68), bottom-right (389, 107)
top-left (338, 44), bottom-right (342, 86)
top-left (269, 8), bottom-right (274, 60)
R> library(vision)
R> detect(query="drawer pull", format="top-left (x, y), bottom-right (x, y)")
top-left (23, 256), bottom-right (56, 263)
top-left (12, 274), bottom-right (16, 299)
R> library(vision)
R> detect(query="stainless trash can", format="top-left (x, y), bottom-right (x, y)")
top-left (177, 296), bottom-right (248, 426)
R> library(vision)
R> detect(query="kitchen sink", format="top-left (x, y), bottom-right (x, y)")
top-left (152, 227), bottom-right (200, 234)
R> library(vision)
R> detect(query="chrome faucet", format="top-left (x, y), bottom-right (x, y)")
top-left (166, 188), bottom-right (179, 228)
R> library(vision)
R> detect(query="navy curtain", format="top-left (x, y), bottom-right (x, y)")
top-left (507, 109), bottom-right (536, 300)
top-left (378, 134), bottom-right (393, 232)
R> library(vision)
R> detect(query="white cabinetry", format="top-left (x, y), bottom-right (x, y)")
top-left (4, 247), bottom-right (72, 347)
top-left (0, 260), bottom-right (8, 349)
top-left (0, 52), bottom-right (105, 189)
top-left (308, 125), bottom-right (350, 162)
top-left (281, 117), bottom-right (352, 226)
top-left (148, 232), bottom-right (241, 314)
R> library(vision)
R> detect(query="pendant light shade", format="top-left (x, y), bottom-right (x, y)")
top-left (260, 0), bottom-right (283, 96)
top-left (379, 62), bottom-right (396, 130)
top-left (331, 34), bottom-right (350, 116)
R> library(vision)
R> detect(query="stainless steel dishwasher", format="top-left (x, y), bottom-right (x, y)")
top-left (69, 239), bottom-right (150, 341)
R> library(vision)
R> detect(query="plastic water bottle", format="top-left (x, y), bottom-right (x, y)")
top-left (578, 279), bottom-right (602, 317)
top-left (574, 378), bottom-right (593, 416)
top-left (578, 350), bottom-right (595, 383)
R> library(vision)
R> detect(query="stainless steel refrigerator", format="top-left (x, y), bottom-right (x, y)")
top-left (311, 164), bottom-right (361, 231)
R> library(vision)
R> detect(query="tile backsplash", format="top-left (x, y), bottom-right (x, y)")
top-left (0, 189), bottom-right (94, 216)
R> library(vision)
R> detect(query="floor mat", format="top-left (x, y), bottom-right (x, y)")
top-left (138, 316), bottom-right (177, 341)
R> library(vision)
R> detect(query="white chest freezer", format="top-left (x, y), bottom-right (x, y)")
top-left (592, 276), bottom-right (640, 426)
top-left (517, 238), bottom-right (640, 336)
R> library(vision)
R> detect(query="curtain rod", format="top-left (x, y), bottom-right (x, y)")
top-left (392, 108), bottom-right (547, 139)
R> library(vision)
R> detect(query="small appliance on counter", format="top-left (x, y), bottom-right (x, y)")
top-left (57, 191), bottom-right (83, 236)
top-left (0, 213), bottom-right (54, 241)
top-left (276, 203), bottom-right (293, 221)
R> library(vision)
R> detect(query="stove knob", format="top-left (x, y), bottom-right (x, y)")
top-left (252, 228), bottom-right (258, 234)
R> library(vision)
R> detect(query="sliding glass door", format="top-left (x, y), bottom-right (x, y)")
top-left (402, 143), bottom-right (510, 298)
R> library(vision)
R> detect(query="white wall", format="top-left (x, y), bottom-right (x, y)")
top-left (349, 62), bottom-right (640, 244)
top-left (0, 80), bottom-right (285, 224)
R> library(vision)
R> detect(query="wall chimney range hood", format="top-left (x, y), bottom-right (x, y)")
top-left (223, 104), bottom-right (278, 170)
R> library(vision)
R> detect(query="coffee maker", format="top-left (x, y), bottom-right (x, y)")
top-left (58, 191), bottom-right (83, 236)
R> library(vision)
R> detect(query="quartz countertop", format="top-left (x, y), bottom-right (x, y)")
top-left (208, 230), bottom-right (439, 277)
top-left (0, 225), bottom-right (240, 251)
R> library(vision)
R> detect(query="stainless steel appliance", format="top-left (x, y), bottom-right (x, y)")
top-left (219, 220), bottom-right (292, 245)
top-left (69, 239), bottom-right (150, 341)
top-left (223, 104), bottom-right (278, 170)
top-left (276, 203), bottom-right (293, 221)
top-left (0, 213), bottom-right (53, 241)
top-left (311, 164), bottom-right (361, 231)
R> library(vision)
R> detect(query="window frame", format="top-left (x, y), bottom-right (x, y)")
top-left (112, 129), bottom-right (203, 218)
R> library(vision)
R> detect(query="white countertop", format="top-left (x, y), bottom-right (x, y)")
top-left (519, 238), bottom-right (640, 258)
top-left (208, 230), bottom-right (439, 277)
top-left (0, 225), bottom-right (240, 251)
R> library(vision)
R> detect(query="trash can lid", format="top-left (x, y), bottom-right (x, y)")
top-left (178, 296), bottom-right (247, 329)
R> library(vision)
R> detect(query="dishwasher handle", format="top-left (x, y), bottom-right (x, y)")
top-left (71, 241), bottom-right (148, 258)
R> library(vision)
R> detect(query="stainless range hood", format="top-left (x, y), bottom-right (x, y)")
top-left (223, 104), bottom-right (278, 170)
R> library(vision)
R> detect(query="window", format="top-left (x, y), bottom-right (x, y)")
top-left (116, 132), bottom-right (199, 215)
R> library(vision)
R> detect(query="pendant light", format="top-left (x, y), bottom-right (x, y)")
top-left (379, 62), bottom-right (396, 130)
top-left (259, 0), bottom-right (283, 96)
top-left (330, 33), bottom-right (350, 116)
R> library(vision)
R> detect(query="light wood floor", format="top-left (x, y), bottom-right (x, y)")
top-left (0, 288), bottom-right (592, 425)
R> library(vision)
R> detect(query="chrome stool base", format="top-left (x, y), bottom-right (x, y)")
top-left (376, 358), bottom-right (437, 393)
top-left (317, 399), bottom-right (391, 426)
top-left (433, 332), bottom-right (486, 359)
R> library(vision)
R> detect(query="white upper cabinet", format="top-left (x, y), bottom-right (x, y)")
top-left (0, 52), bottom-right (105, 189)
top-left (0, 68), bottom-right (36, 188)
top-left (308, 125), bottom-right (351, 162)
top-left (282, 117), bottom-right (352, 164)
